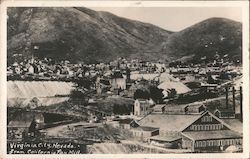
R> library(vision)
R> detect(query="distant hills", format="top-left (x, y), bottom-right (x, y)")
top-left (7, 7), bottom-right (242, 64)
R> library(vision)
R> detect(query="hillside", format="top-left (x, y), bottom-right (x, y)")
top-left (7, 7), bottom-right (242, 64)
top-left (164, 18), bottom-right (242, 62)
top-left (7, 7), bottom-right (171, 64)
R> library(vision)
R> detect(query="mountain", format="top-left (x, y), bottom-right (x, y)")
top-left (7, 7), bottom-right (242, 64)
top-left (164, 18), bottom-right (242, 62)
top-left (7, 7), bottom-right (172, 64)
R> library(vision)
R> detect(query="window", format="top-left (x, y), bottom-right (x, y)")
top-left (202, 116), bottom-right (213, 122)
top-left (212, 124), bottom-right (215, 130)
top-left (203, 141), bottom-right (206, 147)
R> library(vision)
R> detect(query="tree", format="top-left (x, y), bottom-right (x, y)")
top-left (167, 89), bottom-right (177, 99)
top-left (134, 89), bottom-right (150, 100)
top-left (74, 77), bottom-right (93, 89)
top-left (149, 86), bottom-right (164, 104)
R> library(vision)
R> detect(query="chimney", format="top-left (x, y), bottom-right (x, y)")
top-left (232, 86), bottom-right (235, 113)
top-left (225, 86), bottom-right (229, 109)
top-left (240, 86), bottom-right (243, 122)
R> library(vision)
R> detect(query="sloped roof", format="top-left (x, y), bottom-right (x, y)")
top-left (222, 119), bottom-right (243, 134)
top-left (187, 103), bottom-right (206, 109)
top-left (150, 135), bottom-right (181, 142)
top-left (158, 80), bottom-right (191, 94)
top-left (115, 118), bottom-right (134, 124)
top-left (153, 104), bottom-right (166, 111)
top-left (138, 114), bottom-right (201, 132)
top-left (8, 120), bottom-right (33, 128)
top-left (157, 73), bottom-right (179, 83)
top-left (182, 130), bottom-right (242, 141)
top-left (133, 126), bottom-right (159, 132)
top-left (8, 111), bottom-right (34, 128)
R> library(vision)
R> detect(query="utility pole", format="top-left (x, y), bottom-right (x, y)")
top-left (232, 87), bottom-right (235, 112)
top-left (225, 86), bottom-right (229, 109)
top-left (240, 86), bottom-right (243, 122)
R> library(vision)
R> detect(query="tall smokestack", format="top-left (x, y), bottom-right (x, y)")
top-left (226, 86), bottom-right (229, 109)
top-left (240, 86), bottom-right (243, 122)
top-left (232, 86), bottom-right (235, 113)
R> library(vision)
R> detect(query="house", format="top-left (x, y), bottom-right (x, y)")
top-left (214, 108), bottom-right (235, 119)
top-left (201, 83), bottom-right (218, 92)
top-left (152, 104), bottom-right (166, 113)
top-left (131, 126), bottom-right (159, 142)
top-left (138, 111), bottom-right (242, 152)
top-left (159, 103), bottom-right (206, 115)
top-left (119, 118), bottom-right (139, 129)
top-left (186, 104), bottom-right (207, 114)
top-left (7, 111), bottom-right (41, 140)
top-left (134, 99), bottom-right (151, 116)
top-left (112, 118), bottom-right (139, 130)
top-left (164, 104), bottom-right (188, 114)
top-left (28, 65), bottom-right (34, 74)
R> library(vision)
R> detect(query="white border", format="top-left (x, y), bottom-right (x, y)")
top-left (0, 1), bottom-right (249, 159)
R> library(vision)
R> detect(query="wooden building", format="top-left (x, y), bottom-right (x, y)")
top-left (214, 108), bottom-right (235, 119)
top-left (131, 126), bottom-right (159, 142)
top-left (138, 111), bottom-right (242, 152)
top-left (112, 118), bottom-right (139, 130)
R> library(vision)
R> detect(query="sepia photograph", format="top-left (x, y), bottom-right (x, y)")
top-left (0, 0), bottom-right (249, 158)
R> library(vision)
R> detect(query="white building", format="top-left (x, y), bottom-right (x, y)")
top-left (134, 99), bottom-right (151, 116)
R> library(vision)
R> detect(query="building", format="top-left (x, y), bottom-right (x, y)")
top-left (160, 103), bottom-right (206, 115)
top-left (138, 111), bottom-right (242, 152)
top-left (152, 104), bottom-right (166, 113)
top-left (131, 126), bottom-right (159, 142)
top-left (214, 108), bottom-right (235, 119)
top-left (182, 130), bottom-right (242, 152)
top-left (119, 118), bottom-right (139, 129)
top-left (7, 111), bottom-right (42, 140)
top-left (186, 104), bottom-right (207, 114)
top-left (150, 135), bottom-right (182, 149)
top-left (164, 104), bottom-right (188, 114)
top-left (158, 79), bottom-right (191, 97)
top-left (110, 71), bottom-right (126, 90)
top-left (134, 99), bottom-right (151, 116)
top-left (112, 118), bottom-right (139, 130)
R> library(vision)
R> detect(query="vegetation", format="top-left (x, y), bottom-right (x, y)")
top-left (8, 8), bottom-right (241, 64)
top-left (134, 85), bottom-right (164, 104)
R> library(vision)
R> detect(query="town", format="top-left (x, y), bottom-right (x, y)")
top-left (7, 50), bottom-right (243, 154)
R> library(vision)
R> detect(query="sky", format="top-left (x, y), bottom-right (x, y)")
top-left (90, 7), bottom-right (242, 32)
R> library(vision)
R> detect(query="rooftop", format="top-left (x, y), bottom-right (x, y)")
top-left (138, 114), bottom-right (202, 132)
top-left (114, 118), bottom-right (134, 124)
top-left (153, 104), bottom-right (166, 110)
top-left (158, 80), bottom-right (191, 94)
top-left (182, 130), bottom-right (242, 141)
top-left (150, 135), bottom-right (181, 142)
top-left (187, 103), bottom-right (206, 109)
top-left (222, 118), bottom-right (243, 134)
top-left (133, 126), bottom-right (159, 132)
